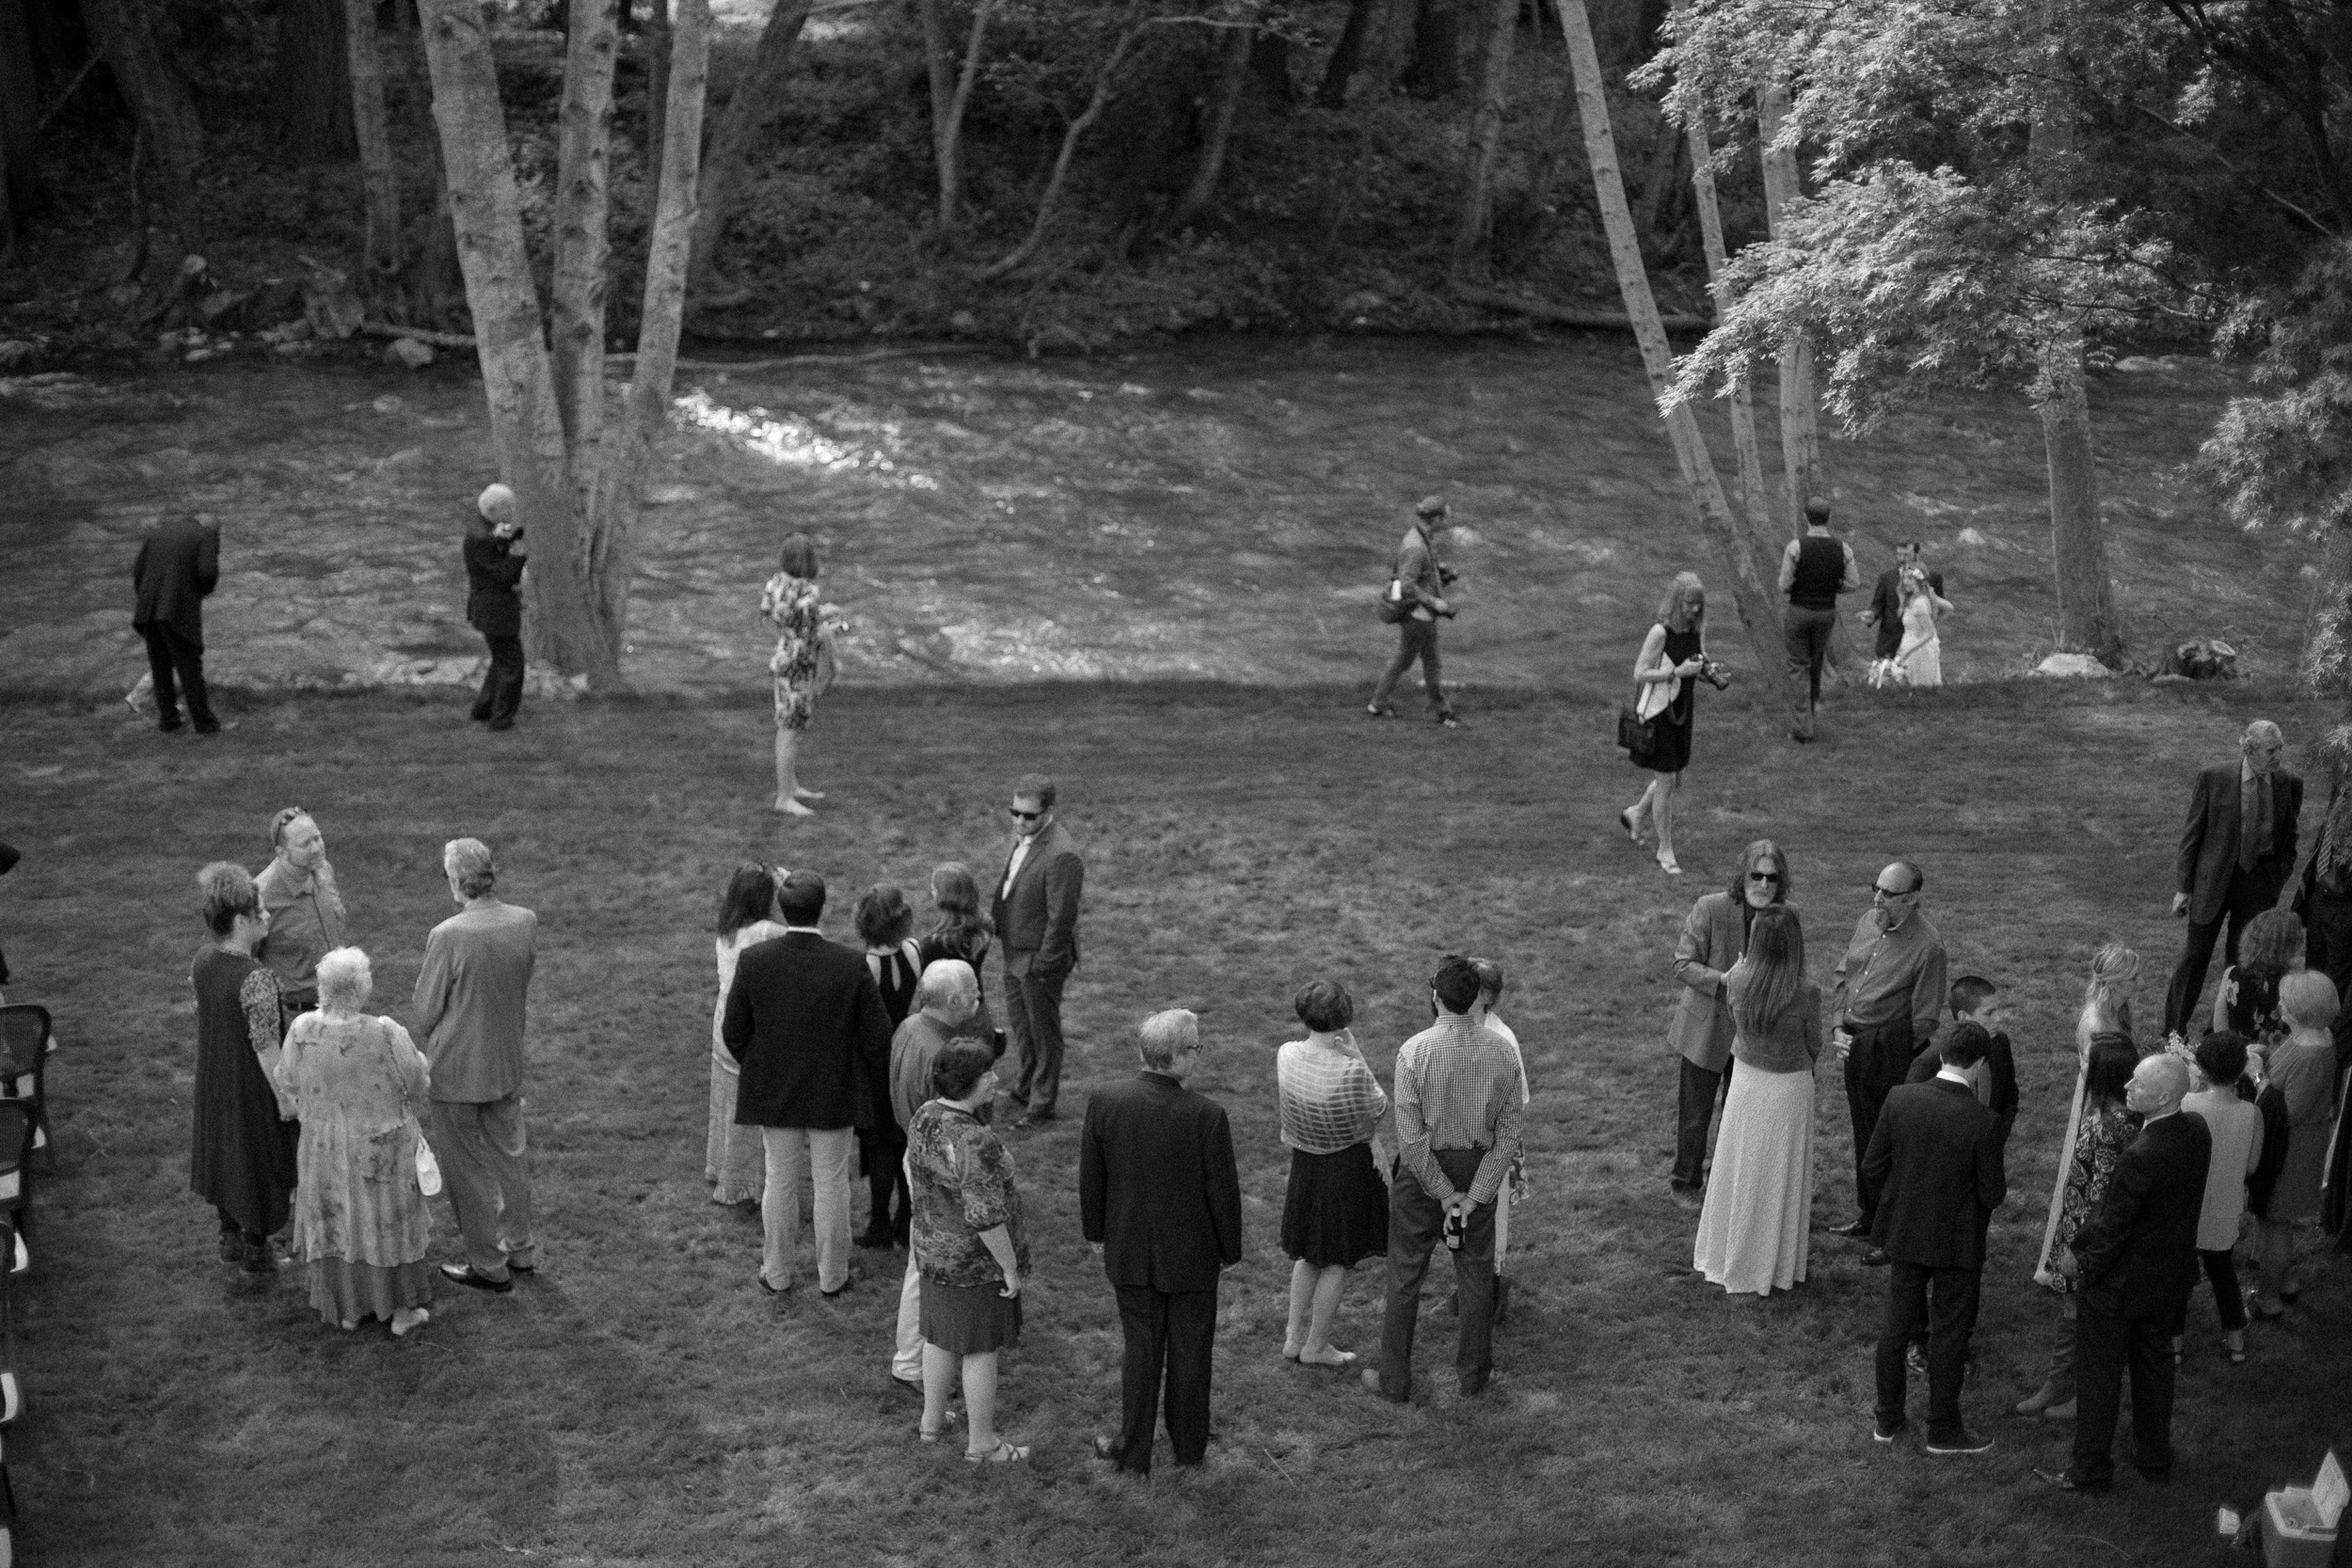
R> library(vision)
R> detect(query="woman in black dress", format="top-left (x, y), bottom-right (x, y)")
top-left (854, 884), bottom-right (921, 1249)
top-left (1620, 573), bottom-right (1710, 877)
top-left (189, 863), bottom-right (298, 1272)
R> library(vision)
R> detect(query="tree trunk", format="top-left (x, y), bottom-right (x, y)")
top-left (79, 0), bottom-right (204, 256)
top-left (417, 0), bottom-right (601, 680)
top-left (1756, 80), bottom-right (1820, 531)
top-left (1158, 16), bottom-right (1252, 237)
top-left (342, 0), bottom-right (401, 279)
top-left (1677, 46), bottom-right (1770, 541)
top-left (1408, 0), bottom-right (1460, 99)
top-left (1315, 0), bottom-right (1378, 107)
top-left (2034, 336), bottom-right (2124, 664)
top-left (977, 0), bottom-right (1149, 279)
top-left (0, 0), bottom-right (40, 235)
top-left (596, 0), bottom-right (710, 636)
top-left (641, 0), bottom-right (668, 230)
top-left (685, 0), bottom-right (810, 294)
top-left (1359, 0), bottom-right (1418, 95)
top-left (273, 0), bottom-right (358, 163)
top-left (1449, 0), bottom-right (1517, 276)
top-left (1555, 0), bottom-right (1788, 683)
top-left (915, 0), bottom-right (1001, 234)
top-left (550, 0), bottom-right (620, 480)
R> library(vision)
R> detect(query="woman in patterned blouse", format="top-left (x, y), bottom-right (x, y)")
top-left (188, 863), bottom-right (298, 1272)
top-left (2015, 1032), bottom-right (2138, 1418)
top-left (908, 1039), bottom-right (1031, 1463)
top-left (1276, 979), bottom-right (1390, 1369)
top-left (760, 532), bottom-right (834, 816)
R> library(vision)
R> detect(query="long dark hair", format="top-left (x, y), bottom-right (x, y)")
top-left (1729, 905), bottom-right (1805, 1036)
top-left (926, 863), bottom-right (993, 947)
top-left (2084, 1033), bottom-right (2137, 1108)
top-left (716, 863), bottom-right (780, 939)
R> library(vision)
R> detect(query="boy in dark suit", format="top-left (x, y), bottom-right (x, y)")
top-left (1080, 1009), bottom-right (1243, 1475)
top-left (1865, 1022), bottom-right (2008, 1453)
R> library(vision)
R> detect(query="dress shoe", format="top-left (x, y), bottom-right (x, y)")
top-left (440, 1262), bottom-right (514, 1293)
top-left (1926, 1429), bottom-right (1993, 1455)
top-left (2012, 1378), bottom-right (2067, 1417)
top-left (487, 717), bottom-right (515, 732)
top-left (159, 718), bottom-right (185, 734)
top-left (1872, 1416), bottom-right (1906, 1444)
top-left (1832, 1218), bottom-right (1871, 1239)
top-left (2134, 1466), bottom-right (2172, 1486)
top-left (2042, 1398), bottom-right (2076, 1421)
top-left (469, 705), bottom-right (492, 722)
top-left (820, 1271), bottom-right (860, 1298)
top-left (854, 1229), bottom-right (896, 1250)
top-left (757, 1275), bottom-right (788, 1296)
top-left (2034, 1467), bottom-right (2109, 1494)
top-left (503, 1258), bottom-right (537, 1275)
top-left (1012, 1113), bottom-right (1056, 1131)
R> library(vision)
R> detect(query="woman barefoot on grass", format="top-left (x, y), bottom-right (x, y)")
top-left (760, 532), bottom-right (838, 816)
top-left (1622, 573), bottom-right (1711, 877)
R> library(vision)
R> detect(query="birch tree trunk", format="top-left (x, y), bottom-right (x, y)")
top-left (1679, 86), bottom-right (1770, 542)
top-left (642, 0), bottom-right (669, 230)
top-left (915, 0), bottom-right (1001, 235)
top-left (686, 0), bottom-right (810, 293)
top-left (1450, 0), bottom-right (1517, 277)
top-left (1555, 0), bottom-right (1788, 682)
top-left (342, 0), bottom-right (403, 280)
top-left (550, 0), bottom-right (620, 489)
top-left (1756, 80), bottom-right (1820, 531)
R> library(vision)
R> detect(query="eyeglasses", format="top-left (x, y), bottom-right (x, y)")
top-left (1009, 808), bottom-right (1043, 821)
top-left (1870, 883), bottom-right (1916, 900)
top-left (1747, 871), bottom-right (1780, 884)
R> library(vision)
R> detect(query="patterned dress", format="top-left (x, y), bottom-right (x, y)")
top-left (277, 1012), bottom-right (437, 1325)
top-left (2048, 1103), bottom-right (2137, 1295)
top-left (759, 572), bottom-right (825, 732)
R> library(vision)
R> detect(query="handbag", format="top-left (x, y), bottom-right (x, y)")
top-left (1375, 573), bottom-right (1407, 624)
top-left (1616, 702), bottom-right (1660, 765)
top-left (415, 1133), bottom-right (443, 1196)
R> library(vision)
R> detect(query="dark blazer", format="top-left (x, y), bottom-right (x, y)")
top-left (2179, 764), bottom-right (2302, 924)
top-left (1669, 891), bottom-right (1750, 1071)
top-left (131, 515), bottom-right (220, 643)
top-left (463, 515), bottom-right (527, 637)
top-left (2073, 1111), bottom-right (2213, 1317)
top-left (1905, 1030), bottom-right (2020, 1146)
top-left (722, 931), bottom-right (893, 1130)
top-left (1080, 1071), bottom-right (1243, 1293)
top-left (1863, 1077), bottom-right (2007, 1269)
top-left (992, 820), bottom-right (1083, 978)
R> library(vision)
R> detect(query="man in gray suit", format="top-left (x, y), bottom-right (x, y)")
top-left (992, 772), bottom-right (1084, 1129)
top-left (2162, 720), bottom-right (2301, 1037)
top-left (1668, 839), bottom-right (1789, 1203)
top-left (413, 837), bottom-right (540, 1293)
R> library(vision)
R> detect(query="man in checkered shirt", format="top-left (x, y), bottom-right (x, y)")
top-left (1364, 954), bottom-right (1526, 1402)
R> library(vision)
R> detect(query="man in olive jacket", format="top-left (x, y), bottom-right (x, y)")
top-left (464, 483), bottom-right (529, 730)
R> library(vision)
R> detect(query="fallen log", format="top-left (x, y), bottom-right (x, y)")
top-left (1450, 280), bottom-right (1711, 334)
top-left (360, 320), bottom-right (478, 348)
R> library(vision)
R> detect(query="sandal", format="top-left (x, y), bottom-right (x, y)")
top-left (918, 1409), bottom-right (965, 1443)
top-left (965, 1439), bottom-right (1030, 1464)
top-left (2224, 1334), bottom-right (2247, 1365)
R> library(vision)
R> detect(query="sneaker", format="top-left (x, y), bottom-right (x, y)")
top-left (1926, 1430), bottom-right (1994, 1455)
top-left (1872, 1416), bottom-right (1906, 1443)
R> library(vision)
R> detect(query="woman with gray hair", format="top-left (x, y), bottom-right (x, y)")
top-left (277, 947), bottom-right (436, 1336)
top-left (189, 862), bottom-right (298, 1272)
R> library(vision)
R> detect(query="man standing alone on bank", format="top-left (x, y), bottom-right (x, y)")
top-left (993, 774), bottom-right (1084, 1129)
top-left (1368, 497), bottom-right (1461, 729)
top-left (464, 483), bottom-right (529, 731)
top-left (1830, 861), bottom-right (1947, 1254)
top-left (1778, 497), bottom-right (1860, 742)
top-left (132, 512), bottom-right (225, 735)
top-left (2163, 720), bottom-right (2301, 1039)
top-left (414, 837), bottom-right (540, 1293)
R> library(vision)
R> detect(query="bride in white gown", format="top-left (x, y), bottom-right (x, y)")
top-left (1892, 566), bottom-right (1955, 688)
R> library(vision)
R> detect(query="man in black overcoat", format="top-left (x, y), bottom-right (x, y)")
top-left (2164, 720), bottom-right (2301, 1036)
top-left (131, 512), bottom-right (222, 733)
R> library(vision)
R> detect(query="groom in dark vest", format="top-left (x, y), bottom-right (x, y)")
top-left (1777, 497), bottom-right (1859, 743)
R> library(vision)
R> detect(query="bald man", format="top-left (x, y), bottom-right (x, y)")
top-left (2163, 721), bottom-right (2301, 1037)
top-left (464, 483), bottom-right (530, 731)
top-left (2039, 1055), bottom-right (2209, 1494)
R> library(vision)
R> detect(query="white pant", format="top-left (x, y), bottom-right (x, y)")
top-left (762, 1126), bottom-right (853, 1292)
top-left (892, 1155), bottom-right (922, 1380)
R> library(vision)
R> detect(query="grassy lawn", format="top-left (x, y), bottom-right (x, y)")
top-left (3, 672), bottom-right (2346, 1566)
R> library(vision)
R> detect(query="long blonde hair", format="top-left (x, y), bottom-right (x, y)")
top-left (1656, 572), bottom-right (1706, 634)
top-left (2075, 942), bottom-right (2139, 1054)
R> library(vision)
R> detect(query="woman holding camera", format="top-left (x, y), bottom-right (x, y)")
top-left (1621, 573), bottom-right (1714, 877)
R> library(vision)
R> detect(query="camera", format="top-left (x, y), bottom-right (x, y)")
top-left (1698, 659), bottom-right (1731, 691)
top-left (1438, 566), bottom-right (1460, 587)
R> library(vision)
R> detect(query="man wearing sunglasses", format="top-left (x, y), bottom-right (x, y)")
top-left (993, 774), bottom-right (1085, 1129)
top-left (1828, 862), bottom-right (1948, 1256)
top-left (1668, 840), bottom-right (1793, 1203)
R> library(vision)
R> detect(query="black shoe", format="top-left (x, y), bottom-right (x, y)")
top-left (853, 1230), bottom-right (895, 1250)
top-left (757, 1275), bottom-right (787, 1296)
top-left (218, 1231), bottom-right (246, 1263)
top-left (487, 717), bottom-right (516, 732)
top-left (469, 708), bottom-right (492, 723)
top-left (1091, 1434), bottom-right (1122, 1463)
top-left (2134, 1466), bottom-right (2172, 1486)
top-left (1926, 1430), bottom-right (1993, 1455)
top-left (1832, 1218), bottom-right (1871, 1239)
top-left (2034, 1467), bottom-right (2109, 1494)
top-left (159, 718), bottom-right (184, 733)
top-left (503, 1258), bottom-right (537, 1275)
top-left (820, 1273), bottom-right (860, 1298)
top-left (1861, 1247), bottom-right (1891, 1267)
top-left (193, 718), bottom-right (223, 736)
top-left (1790, 729), bottom-right (1813, 744)
top-left (1872, 1416), bottom-right (1906, 1444)
top-left (440, 1262), bottom-right (515, 1293)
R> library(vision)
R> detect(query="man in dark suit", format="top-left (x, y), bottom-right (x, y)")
top-left (1864, 1022), bottom-right (2007, 1453)
top-left (1080, 1009), bottom-right (1243, 1475)
top-left (2039, 1054), bottom-right (2211, 1494)
top-left (723, 869), bottom-right (893, 1297)
top-left (992, 772), bottom-right (1084, 1128)
top-left (2164, 721), bottom-right (2301, 1037)
top-left (464, 483), bottom-right (529, 731)
top-left (131, 512), bottom-right (222, 734)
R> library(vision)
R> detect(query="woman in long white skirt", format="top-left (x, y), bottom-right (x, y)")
top-left (1693, 906), bottom-right (1838, 1295)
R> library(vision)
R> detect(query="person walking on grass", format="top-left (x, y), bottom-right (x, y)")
top-left (1082, 1009), bottom-right (1244, 1475)
top-left (1367, 496), bottom-right (1461, 729)
top-left (1861, 541), bottom-right (1944, 678)
top-left (1865, 1022), bottom-right (2007, 1455)
top-left (1778, 497), bottom-right (1860, 743)
top-left (2164, 720), bottom-right (2302, 1040)
top-left (993, 774), bottom-right (1083, 1130)
top-left (2038, 1054), bottom-right (2209, 1495)
top-left (1619, 573), bottom-right (1717, 877)
top-left (462, 483), bottom-right (528, 731)
top-left (132, 511), bottom-right (225, 735)
top-left (723, 869), bottom-right (893, 1298)
top-left (1365, 956), bottom-right (1524, 1402)
top-left (414, 838), bottom-right (539, 1296)
top-left (1829, 861), bottom-right (1947, 1257)
top-left (1668, 841), bottom-right (1792, 1207)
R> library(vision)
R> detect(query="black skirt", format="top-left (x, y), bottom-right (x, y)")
top-left (1280, 1143), bottom-right (1390, 1268)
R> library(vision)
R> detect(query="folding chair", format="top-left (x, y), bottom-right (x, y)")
top-left (0, 1103), bottom-right (32, 1247)
top-left (0, 1009), bottom-right (51, 1168)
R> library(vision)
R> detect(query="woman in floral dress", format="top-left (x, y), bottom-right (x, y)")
top-left (2015, 1032), bottom-right (2138, 1418)
top-left (761, 532), bottom-right (833, 816)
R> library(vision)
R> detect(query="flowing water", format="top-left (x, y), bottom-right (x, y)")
top-left (0, 339), bottom-right (2295, 703)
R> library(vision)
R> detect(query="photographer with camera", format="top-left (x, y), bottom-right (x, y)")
top-left (1366, 496), bottom-right (1462, 730)
top-left (463, 483), bottom-right (530, 731)
top-left (1619, 573), bottom-right (1724, 877)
